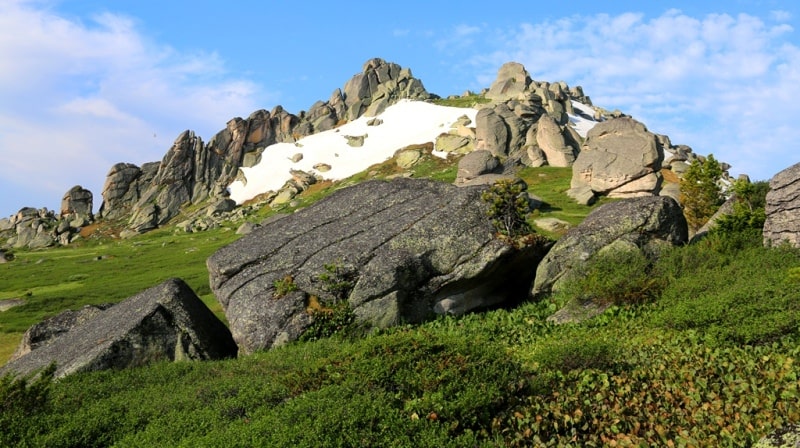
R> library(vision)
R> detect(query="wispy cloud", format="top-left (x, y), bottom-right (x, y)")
top-left (0, 0), bottom-right (268, 213)
top-left (463, 10), bottom-right (800, 180)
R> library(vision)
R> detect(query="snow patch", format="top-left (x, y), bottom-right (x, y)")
top-left (228, 100), bottom-right (478, 204)
top-left (569, 100), bottom-right (601, 138)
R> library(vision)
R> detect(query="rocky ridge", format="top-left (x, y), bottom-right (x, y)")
top-left (0, 58), bottom-right (750, 250)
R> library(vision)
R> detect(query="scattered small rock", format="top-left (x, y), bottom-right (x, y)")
top-left (345, 134), bottom-right (367, 147)
top-left (0, 299), bottom-right (25, 312)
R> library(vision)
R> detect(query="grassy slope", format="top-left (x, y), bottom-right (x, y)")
top-left (2, 155), bottom-right (800, 446)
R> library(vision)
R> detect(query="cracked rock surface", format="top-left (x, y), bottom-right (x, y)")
top-left (207, 178), bottom-right (549, 353)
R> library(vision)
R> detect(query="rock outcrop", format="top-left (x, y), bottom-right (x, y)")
top-left (568, 117), bottom-right (664, 204)
top-left (764, 161), bottom-right (800, 248)
top-left (98, 58), bottom-right (431, 234)
top-left (98, 162), bottom-right (159, 220)
top-left (531, 196), bottom-right (688, 299)
top-left (9, 304), bottom-right (112, 362)
top-left (1, 207), bottom-right (55, 249)
top-left (475, 62), bottom-right (590, 168)
top-left (455, 150), bottom-right (501, 185)
top-left (207, 178), bottom-right (550, 354)
top-left (754, 424), bottom-right (800, 448)
top-left (0, 278), bottom-right (238, 379)
top-left (60, 185), bottom-right (93, 223)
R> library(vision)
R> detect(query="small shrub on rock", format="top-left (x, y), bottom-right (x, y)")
top-left (481, 179), bottom-right (532, 238)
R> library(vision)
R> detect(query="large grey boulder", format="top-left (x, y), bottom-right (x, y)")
top-left (4, 207), bottom-right (58, 249)
top-left (207, 178), bottom-right (550, 354)
top-left (455, 150), bottom-right (500, 184)
top-left (485, 62), bottom-right (532, 102)
top-left (569, 117), bottom-right (664, 201)
top-left (98, 162), bottom-right (158, 220)
top-left (8, 304), bottom-right (111, 362)
top-left (764, 161), bottom-right (800, 248)
top-left (536, 114), bottom-right (577, 167)
top-left (59, 185), bottom-right (93, 220)
top-left (0, 278), bottom-right (237, 379)
top-left (531, 196), bottom-right (688, 298)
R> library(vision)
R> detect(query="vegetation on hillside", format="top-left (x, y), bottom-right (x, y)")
top-left (679, 154), bottom-right (725, 232)
top-left (1, 156), bottom-right (798, 446)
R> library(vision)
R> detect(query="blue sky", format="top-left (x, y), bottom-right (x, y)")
top-left (2, 0), bottom-right (799, 217)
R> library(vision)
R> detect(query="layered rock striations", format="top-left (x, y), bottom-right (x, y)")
top-left (207, 178), bottom-right (550, 354)
top-left (764, 161), bottom-right (800, 248)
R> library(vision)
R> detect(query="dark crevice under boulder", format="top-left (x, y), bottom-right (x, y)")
top-left (0, 278), bottom-right (237, 379)
top-left (207, 178), bottom-right (551, 354)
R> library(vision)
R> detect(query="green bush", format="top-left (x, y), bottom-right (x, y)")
top-left (533, 337), bottom-right (620, 374)
top-left (680, 154), bottom-right (724, 232)
top-left (0, 364), bottom-right (55, 447)
top-left (298, 301), bottom-right (358, 342)
top-left (653, 244), bottom-right (800, 345)
top-left (481, 179), bottom-right (533, 239)
top-left (315, 261), bottom-right (357, 303)
top-left (556, 248), bottom-right (663, 307)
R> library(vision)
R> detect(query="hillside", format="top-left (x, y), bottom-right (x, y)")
top-left (1, 59), bottom-right (799, 446)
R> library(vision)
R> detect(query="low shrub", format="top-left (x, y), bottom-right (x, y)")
top-left (555, 248), bottom-right (663, 307)
top-left (0, 365), bottom-right (55, 447)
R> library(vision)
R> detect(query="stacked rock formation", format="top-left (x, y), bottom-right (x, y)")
top-left (97, 58), bottom-right (431, 235)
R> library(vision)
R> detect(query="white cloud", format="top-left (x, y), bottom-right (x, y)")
top-left (771, 10), bottom-right (792, 22)
top-left (0, 0), bottom-right (268, 214)
top-left (464, 10), bottom-right (800, 180)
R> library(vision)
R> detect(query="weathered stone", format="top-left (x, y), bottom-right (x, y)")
top-left (236, 222), bottom-right (260, 235)
top-left (534, 217), bottom-right (572, 234)
top-left (395, 149), bottom-right (422, 169)
top-left (754, 424), bottom-right (800, 447)
top-left (536, 115), bottom-right (576, 167)
top-left (60, 185), bottom-right (93, 219)
top-left (0, 279), bottom-right (237, 379)
top-left (485, 62), bottom-right (531, 102)
top-left (208, 178), bottom-right (550, 354)
top-left (0, 299), bottom-right (24, 311)
top-left (313, 163), bottom-right (332, 173)
top-left (9, 304), bottom-right (111, 362)
top-left (435, 134), bottom-right (474, 154)
top-left (532, 196), bottom-right (687, 298)
top-left (345, 134), bottom-right (367, 147)
top-left (475, 108), bottom-right (508, 156)
top-left (570, 117), bottom-right (663, 198)
top-left (455, 150), bottom-right (500, 185)
top-left (290, 153), bottom-right (304, 163)
top-left (764, 161), bottom-right (800, 248)
top-left (206, 199), bottom-right (237, 217)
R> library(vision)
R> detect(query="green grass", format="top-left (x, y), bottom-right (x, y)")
top-left (0, 227), bottom-right (239, 337)
top-left (516, 166), bottom-right (613, 237)
top-left (2, 157), bottom-right (799, 445)
top-left (3, 237), bottom-right (799, 446)
top-left (432, 94), bottom-right (491, 108)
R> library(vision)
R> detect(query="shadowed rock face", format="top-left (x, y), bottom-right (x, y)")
top-left (207, 178), bottom-right (550, 354)
top-left (0, 278), bottom-right (237, 379)
top-left (764, 161), bottom-right (800, 248)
